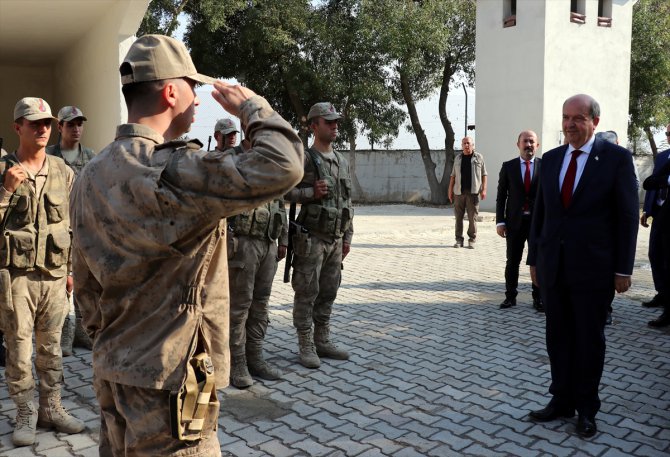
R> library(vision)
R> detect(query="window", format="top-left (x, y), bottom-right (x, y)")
top-left (503, 0), bottom-right (517, 28)
top-left (570, 0), bottom-right (586, 24)
top-left (598, 0), bottom-right (612, 27)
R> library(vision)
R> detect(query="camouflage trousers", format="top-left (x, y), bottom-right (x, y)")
top-left (95, 377), bottom-right (221, 457)
top-left (228, 236), bottom-right (278, 357)
top-left (291, 236), bottom-right (342, 330)
top-left (0, 268), bottom-right (67, 400)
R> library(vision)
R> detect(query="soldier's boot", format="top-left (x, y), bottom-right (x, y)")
top-left (246, 342), bottom-right (282, 381)
top-left (230, 354), bottom-right (253, 389)
top-left (314, 325), bottom-right (349, 360)
top-left (37, 390), bottom-right (85, 434)
top-left (297, 329), bottom-right (321, 369)
top-left (12, 395), bottom-right (37, 447)
top-left (60, 314), bottom-right (75, 357)
top-left (73, 317), bottom-right (93, 350)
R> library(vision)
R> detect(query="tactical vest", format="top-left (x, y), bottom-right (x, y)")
top-left (297, 148), bottom-right (353, 238)
top-left (229, 199), bottom-right (286, 241)
top-left (46, 143), bottom-right (95, 178)
top-left (0, 155), bottom-right (71, 277)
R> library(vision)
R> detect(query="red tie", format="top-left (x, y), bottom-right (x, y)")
top-left (561, 150), bottom-right (583, 208)
top-left (523, 160), bottom-right (531, 211)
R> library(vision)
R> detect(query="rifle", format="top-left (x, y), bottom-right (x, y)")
top-left (207, 135), bottom-right (212, 152)
top-left (283, 202), bottom-right (297, 283)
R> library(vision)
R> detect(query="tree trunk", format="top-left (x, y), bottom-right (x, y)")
top-left (644, 125), bottom-right (658, 159)
top-left (438, 61), bottom-right (456, 205)
top-left (282, 73), bottom-right (309, 147)
top-left (400, 71), bottom-right (445, 204)
top-left (165, 0), bottom-right (191, 36)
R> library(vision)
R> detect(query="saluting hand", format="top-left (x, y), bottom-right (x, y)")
top-left (3, 165), bottom-right (27, 193)
top-left (211, 81), bottom-right (257, 117)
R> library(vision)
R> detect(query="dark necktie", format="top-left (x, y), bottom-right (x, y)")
top-left (561, 150), bottom-right (583, 208)
top-left (523, 160), bottom-right (531, 211)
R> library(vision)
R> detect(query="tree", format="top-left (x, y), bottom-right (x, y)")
top-left (629, 0), bottom-right (670, 158)
top-left (360, 0), bottom-right (475, 204)
top-left (137, 0), bottom-right (247, 37)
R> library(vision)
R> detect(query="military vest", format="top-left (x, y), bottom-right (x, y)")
top-left (46, 143), bottom-right (95, 178)
top-left (297, 147), bottom-right (353, 238)
top-left (228, 146), bottom-right (286, 240)
top-left (0, 155), bottom-right (71, 277)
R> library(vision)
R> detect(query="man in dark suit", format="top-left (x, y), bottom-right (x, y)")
top-left (642, 140), bottom-right (670, 328)
top-left (527, 94), bottom-right (639, 439)
top-left (640, 123), bottom-right (670, 314)
top-left (496, 130), bottom-right (543, 311)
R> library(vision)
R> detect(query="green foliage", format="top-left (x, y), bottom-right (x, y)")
top-left (185, 0), bottom-right (404, 148)
top-left (629, 0), bottom-right (670, 147)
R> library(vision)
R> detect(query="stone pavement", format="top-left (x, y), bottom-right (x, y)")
top-left (1, 204), bottom-right (668, 457)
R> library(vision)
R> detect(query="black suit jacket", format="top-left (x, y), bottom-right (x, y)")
top-left (496, 157), bottom-right (541, 231)
top-left (527, 138), bottom-right (639, 289)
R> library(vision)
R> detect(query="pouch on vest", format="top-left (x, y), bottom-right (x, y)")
top-left (46, 231), bottom-right (71, 268)
top-left (9, 195), bottom-right (31, 226)
top-left (44, 191), bottom-right (66, 223)
top-left (249, 207), bottom-right (270, 238)
top-left (340, 207), bottom-right (353, 234)
top-left (169, 352), bottom-right (219, 442)
top-left (0, 234), bottom-right (10, 268)
top-left (292, 230), bottom-right (311, 257)
top-left (9, 231), bottom-right (36, 269)
top-left (341, 177), bottom-right (352, 201)
top-left (298, 205), bottom-right (321, 232)
top-left (319, 206), bottom-right (338, 234)
top-left (0, 268), bottom-right (12, 316)
top-left (233, 212), bottom-right (253, 235)
top-left (269, 211), bottom-right (283, 240)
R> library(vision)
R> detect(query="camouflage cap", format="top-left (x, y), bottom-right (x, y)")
top-left (57, 106), bottom-right (87, 123)
top-left (13, 97), bottom-right (58, 122)
top-left (215, 118), bottom-right (239, 135)
top-left (120, 34), bottom-right (216, 86)
top-left (307, 102), bottom-right (342, 121)
top-left (595, 130), bottom-right (618, 145)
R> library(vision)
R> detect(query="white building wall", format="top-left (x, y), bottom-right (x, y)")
top-left (52, 0), bottom-right (149, 152)
top-left (0, 0), bottom-right (148, 153)
top-left (476, 0), bottom-right (635, 211)
top-left (542, 0), bottom-right (634, 150)
top-left (475, 0), bottom-right (548, 211)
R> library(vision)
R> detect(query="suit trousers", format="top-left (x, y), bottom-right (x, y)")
top-left (505, 215), bottom-right (540, 300)
top-left (648, 209), bottom-right (668, 296)
top-left (542, 254), bottom-right (612, 419)
top-left (454, 192), bottom-right (479, 243)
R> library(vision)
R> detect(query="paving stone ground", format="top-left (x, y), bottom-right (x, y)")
top-left (1, 204), bottom-right (668, 457)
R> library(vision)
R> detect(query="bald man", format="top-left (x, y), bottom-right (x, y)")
top-left (496, 131), bottom-right (542, 311)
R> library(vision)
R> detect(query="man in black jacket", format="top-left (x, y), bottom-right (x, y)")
top-left (496, 130), bottom-right (543, 311)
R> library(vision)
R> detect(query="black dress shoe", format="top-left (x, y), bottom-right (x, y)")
top-left (648, 312), bottom-right (670, 328)
top-left (533, 297), bottom-right (544, 312)
top-left (500, 298), bottom-right (516, 309)
top-left (576, 415), bottom-right (597, 438)
top-left (642, 295), bottom-right (663, 308)
top-left (529, 404), bottom-right (575, 422)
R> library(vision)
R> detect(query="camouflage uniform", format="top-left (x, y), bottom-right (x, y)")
top-left (71, 98), bottom-right (303, 454)
top-left (285, 146), bottom-right (354, 367)
top-left (46, 143), bottom-right (95, 178)
top-left (228, 145), bottom-right (288, 387)
top-left (1, 141), bottom-right (83, 444)
top-left (47, 106), bottom-right (96, 354)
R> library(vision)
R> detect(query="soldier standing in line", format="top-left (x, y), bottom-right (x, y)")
top-left (1, 140), bottom-right (5, 367)
top-left (213, 118), bottom-right (239, 151)
top-left (227, 128), bottom-right (288, 388)
top-left (47, 106), bottom-right (95, 354)
top-left (71, 35), bottom-right (303, 455)
top-left (285, 102), bottom-right (353, 369)
top-left (0, 97), bottom-right (85, 447)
